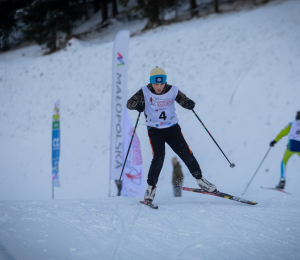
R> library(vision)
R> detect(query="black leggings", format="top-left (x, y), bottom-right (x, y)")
top-left (147, 124), bottom-right (202, 186)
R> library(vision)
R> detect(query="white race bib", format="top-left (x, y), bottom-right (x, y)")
top-left (289, 120), bottom-right (300, 142)
top-left (142, 85), bottom-right (179, 128)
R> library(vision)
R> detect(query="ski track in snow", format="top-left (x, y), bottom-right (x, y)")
top-left (0, 195), bottom-right (300, 259)
top-left (229, 54), bottom-right (257, 106)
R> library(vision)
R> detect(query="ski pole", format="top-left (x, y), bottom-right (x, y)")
top-left (242, 147), bottom-right (271, 195)
top-left (119, 112), bottom-right (141, 181)
top-left (192, 109), bottom-right (235, 168)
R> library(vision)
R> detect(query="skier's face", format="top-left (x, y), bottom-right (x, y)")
top-left (152, 83), bottom-right (165, 94)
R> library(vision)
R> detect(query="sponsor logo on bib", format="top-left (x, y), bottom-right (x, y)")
top-left (149, 97), bottom-right (158, 106)
top-left (157, 99), bottom-right (174, 108)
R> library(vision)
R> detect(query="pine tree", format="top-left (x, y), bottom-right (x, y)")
top-left (18, 0), bottom-right (84, 52)
top-left (137, 0), bottom-right (162, 29)
top-left (94, 0), bottom-right (115, 23)
top-left (0, 0), bottom-right (32, 51)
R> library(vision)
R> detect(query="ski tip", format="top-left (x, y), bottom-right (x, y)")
top-left (250, 201), bottom-right (258, 205)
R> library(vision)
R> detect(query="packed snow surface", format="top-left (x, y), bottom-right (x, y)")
top-left (1, 195), bottom-right (299, 260)
top-left (0, 0), bottom-right (300, 259)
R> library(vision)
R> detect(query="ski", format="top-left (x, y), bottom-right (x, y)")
top-left (261, 186), bottom-right (291, 195)
top-left (182, 187), bottom-right (257, 205)
top-left (140, 200), bottom-right (158, 209)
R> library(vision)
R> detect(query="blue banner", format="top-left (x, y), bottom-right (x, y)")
top-left (52, 100), bottom-right (60, 187)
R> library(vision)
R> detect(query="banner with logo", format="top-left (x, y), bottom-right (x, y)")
top-left (121, 109), bottom-right (145, 197)
top-left (52, 100), bottom-right (60, 187)
top-left (110, 30), bottom-right (130, 181)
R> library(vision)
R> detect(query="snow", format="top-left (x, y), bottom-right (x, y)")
top-left (0, 195), bottom-right (300, 259)
top-left (0, 0), bottom-right (300, 259)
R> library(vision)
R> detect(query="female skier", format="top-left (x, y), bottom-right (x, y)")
top-left (270, 111), bottom-right (300, 189)
top-left (127, 67), bottom-right (217, 202)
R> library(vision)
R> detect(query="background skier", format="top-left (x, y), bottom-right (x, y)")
top-left (126, 66), bottom-right (217, 203)
top-left (270, 111), bottom-right (300, 189)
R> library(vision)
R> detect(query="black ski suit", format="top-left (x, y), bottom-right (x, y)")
top-left (127, 84), bottom-right (202, 187)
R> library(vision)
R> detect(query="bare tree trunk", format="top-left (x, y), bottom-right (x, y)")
top-left (112, 0), bottom-right (118, 18)
top-left (82, 0), bottom-right (89, 20)
top-left (49, 29), bottom-right (57, 53)
top-left (1, 31), bottom-right (10, 51)
top-left (144, 0), bottom-right (161, 29)
top-left (214, 0), bottom-right (219, 13)
top-left (175, 0), bottom-right (178, 21)
top-left (93, 0), bottom-right (101, 13)
top-left (161, 3), bottom-right (164, 24)
top-left (190, 0), bottom-right (198, 17)
top-left (102, 0), bottom-right (108, 22)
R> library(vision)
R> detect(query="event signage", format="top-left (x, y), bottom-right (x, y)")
top-left (121, 109), bottom-right (144, 197)
top-left (52, 100), bottom-right (60, 189)
top-left (110, 30), bottom-right (130, 181)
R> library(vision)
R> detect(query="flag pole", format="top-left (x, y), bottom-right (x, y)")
top-left (52, 179), bottom-right (54, 199)
top-left (109, 180), bottom-right (111, 197)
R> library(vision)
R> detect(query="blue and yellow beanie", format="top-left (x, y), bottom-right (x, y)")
top-left (150, 66), bottom-right (167, 84)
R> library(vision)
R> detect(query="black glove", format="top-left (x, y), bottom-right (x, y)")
top-left (183, 99), bottom-right (195, 110)
top-left (134, 101), bottom-right (145, 112)
top-left (270, 140), bottom-right (276, 147)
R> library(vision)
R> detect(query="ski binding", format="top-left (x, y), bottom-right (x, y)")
top-left (140, 200), bottom-right (158, 209)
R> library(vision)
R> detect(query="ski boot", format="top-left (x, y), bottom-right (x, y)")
top-left (144, 185), bottom-right (157, 202)
top-left (197, 177), bottom-right (217, 192)
top-left (276, 178), bottom-right (285, 190)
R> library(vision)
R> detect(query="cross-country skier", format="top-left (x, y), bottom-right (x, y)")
top-left (270, 111), bottom-right (300, 189)
top-left (126, 66), bottom-right (217, 203)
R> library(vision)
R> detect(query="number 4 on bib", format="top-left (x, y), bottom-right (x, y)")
top-left (159, 111), bottom-right (167, 120)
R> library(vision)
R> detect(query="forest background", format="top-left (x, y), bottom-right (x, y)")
top-left (1, 0), bottom-right (269, 53)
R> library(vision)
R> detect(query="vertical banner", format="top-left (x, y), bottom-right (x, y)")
top-left (121, 109), bottom-right (144, 197)
top-left (110, 30), bottom-right (130, 182)
top-left (52, 100), bottom-right (60, 188)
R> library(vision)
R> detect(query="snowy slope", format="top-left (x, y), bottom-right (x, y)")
top-left (0, 0), bottom-right (300, 259)
top-left (1, 0), bottom-right (299, 200)
top-left (0, 195), bottom-right (300, 260)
